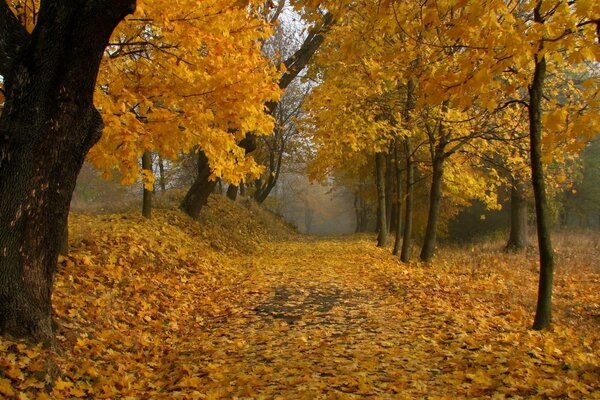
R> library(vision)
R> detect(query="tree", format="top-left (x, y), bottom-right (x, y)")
top-left (180, 5), bottom-right (333, 217)
top-left (87, 1), bottom-right (281, 218)
top-left (0, 0), bottom-right (136, 344)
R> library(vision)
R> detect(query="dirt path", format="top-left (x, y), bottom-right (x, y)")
top-left (171, 240), bottom-right (411, 399)
top-left (164, 239), bottom-right (488, 399)
top-left (158, 237), bottom-right (600, 399)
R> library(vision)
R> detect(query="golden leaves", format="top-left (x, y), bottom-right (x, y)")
top-left (90, 0), bottom-right (281, 186)
top-left (1, 201), bottom-right (599, 398)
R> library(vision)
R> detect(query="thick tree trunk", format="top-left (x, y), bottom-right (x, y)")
top-left (401, 139), bottom-right (414, 262)
top-left (376, 152), bottom-right (388, 247)
top-left (506, 182), bottom-right (529, 251)
top-left (420, 156), bottom-right (445, 261)
top-left (529, 45), bottom-right (555, 330)
top-left (226, 184), bottom-right (238, 201)
top-left (0, 0), bottom-right (136, 344)
top-left (142, 151), bottom-right (153, 218)
top-left (180, 150), bottom-right (217, 218)
top-left (59, 217), bottom-right (69, 257)
top-left (393, 141), bottom-right (403, 256)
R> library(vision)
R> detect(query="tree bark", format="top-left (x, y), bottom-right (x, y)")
top-left (158, 156), bottom-right (166, 192)
top-left (393, 141), bottom-right (403, 256)
top-left (385, 151), bottom-right (393, 235)
top-left (142, 151), bottom-right (153, 218)
top-left (401, 139), bottom-right (414, 262)
top-left (59, 217), bottom-right (69, 257)
top-left (529, 26), bottom-right (555, 330)
top-left (180, 150), bottom-right (217, 218)
top-left (0, 0), bottom-right (136, 344)
top-left (420, 155), bottom-right (445, 262)
top-left (226, 184), bottom-right (238, 201)
top-left (506, 182), bottom-right (529, 251)
top-left (376, 152), bottom-right (388, 247)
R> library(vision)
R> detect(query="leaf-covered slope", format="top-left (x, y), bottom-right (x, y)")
top-left (0, 201), bottom-right (598, 399)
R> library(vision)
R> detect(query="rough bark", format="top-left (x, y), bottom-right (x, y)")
top-left (401, 139), bottom-right (414, 262)
top-left (420, 156), bottom-right (445, 262)
top-left (529, 27), bottom-right (555, 330)
top-left (180, 150), bottom-right (217, 219)
top-left (393, 141), bottom-right (403, 256)
top-left (0, 0), bottom-right (136, 344)
top-left (376, 152), bottom-right (388, 247)
top-left (142, 151), bottom-right (153, 218)
top-left (506, 182), bottom-right (529, 251)
top-left (59, 217), bottom-right (69, 257)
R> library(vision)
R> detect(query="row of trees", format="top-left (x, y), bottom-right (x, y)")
top-left (0, 0), bottom-right (598, 343)
top-left (302, 0), bottom-right (599, 330)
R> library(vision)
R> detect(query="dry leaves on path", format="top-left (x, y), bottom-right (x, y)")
top-left (0, 205), bottom-right (599, 399)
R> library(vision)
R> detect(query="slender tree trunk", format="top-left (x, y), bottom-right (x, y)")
top-left (180, 151), bottom-right (217, 218)
top-left (420, 156), bottom-right (445, 261)
top-left (0, 0), bottom-right (135, 344)
top-left (529, 40), bottom-right (555, 330)
top-left (158, 156), bottom-right (166, 192)
top-left (142, 151), bottom-right (153, 219)
top-left (361, 198), bottom-right (369, 232)
top-left (227, 184), bottom-right (238, 201)
top-left (354, 193), bottom-right (362, 233)
top-left (506, 182), bottom-right (529, 251)
top-left (376, 152), bottom-right (388, 247)
top-left (239, 182), bottom-right (246, 197)
top-left (393, 141), bottom-right (403, 255)
top-left (401, 139), bottom-right (414, 262)
top-left (385, 152), bottom-right (393, 234)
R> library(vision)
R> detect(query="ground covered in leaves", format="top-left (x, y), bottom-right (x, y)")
top-left (1, 199), bottom-right (599, 399)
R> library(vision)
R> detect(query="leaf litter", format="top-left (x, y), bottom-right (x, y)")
top-left (0, 199), bottom-right (599, 399)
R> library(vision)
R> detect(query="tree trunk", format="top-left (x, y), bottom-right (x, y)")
top-left (141, 151), bottom-right (153, 218)
top-left (0, 0), bottom-right (135, 344)
top-left (158, 156), bottom-right (166, 192)
top-left (376, 152), bottom-right (388, 247)
top-left (385, 152), bottom-right (393, 235)
top-left (180, 150), bottom-right (217, 219)
top-left (529, 37), bottom-right (555, 330)
top-left (226, 184), bottom-right (238, 201)
top-left (506, 182), bottom-right (529, 251)
top-left (420, 156), bottom-right (445, 261)
top-left (59, 217), bottom-right (69, 257)
top-left (400, 78), bottom-right (416, 262)
top-left (239, 182), bottom-right (246, 197)
top-left (393, 141), bottom-right (403, 255)
top-left (354, 193), bottom-right (362, 233)
top-left (401, 139), bottom-right (414, 262)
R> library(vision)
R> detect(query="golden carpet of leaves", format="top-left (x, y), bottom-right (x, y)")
top-left (1, 200), bottom-right (599, 399)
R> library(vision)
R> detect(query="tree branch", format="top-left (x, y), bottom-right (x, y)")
top-left (0, 2), bottom-right (30, 77)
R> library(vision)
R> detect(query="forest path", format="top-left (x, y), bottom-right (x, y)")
top-left (172, 238), bottom-right (485, 399)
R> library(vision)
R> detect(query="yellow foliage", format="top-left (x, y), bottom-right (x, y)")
top-left (90, 0), bottom-right (282, 186)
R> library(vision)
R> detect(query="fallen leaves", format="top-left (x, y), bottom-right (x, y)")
top-left (0, 199), bottom-right (599, 398)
